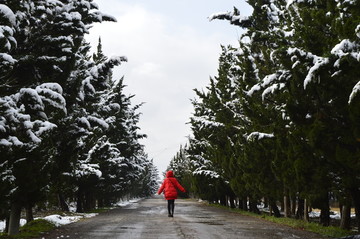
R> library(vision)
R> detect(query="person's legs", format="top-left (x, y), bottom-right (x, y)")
top-left (171, 200), bottom-right (175, 216)
top-left (167, 200), bottom-right (175, 217)
top-left (167, 200), bottom-right (171, 216)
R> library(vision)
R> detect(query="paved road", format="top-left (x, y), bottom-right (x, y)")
top-left (43, 196), bottom-right (328, 239)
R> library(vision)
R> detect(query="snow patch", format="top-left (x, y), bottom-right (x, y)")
top-left (193, 168), bottom-right (220, 179)
top-left (304, 57), bottom-right (329, 89)
top-left (308, 211), bottom-right (356, 219)
top-left (43, 214), bottom-right (83, 227)
top-left (0, 213), bottom-right (98, 232)
top-left (114, 198), bottom-right (142, 208)
top-left (0, 219), bottom-right (26, 232)
top-left (246, 132), bottom-right (274, 141)
top-left (0, 53), bottom-right (16, 63)
top-left (0, 4), bottom-right (16, 26)
top-left (349, 81), bottom-right (360, 104)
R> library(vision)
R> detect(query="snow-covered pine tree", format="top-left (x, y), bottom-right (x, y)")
top-left (282, 0), bottom-right (360, 228)
top-left (188, 81), bottom-right (236, 205)
top-left (142, 158), bottom-right (160, 197)
top-left (0, 0), bottom-right (123, 235)
top-left (130, 154), bottom-right (159, 198)
top-left (210, 0), bottom-right (296, 214)
top-left (103, 78), bottom-right (148, 199)
top-left (211, 0), bottom-right (360, 230)
top-left (87, 75), bottom-right (148, 206)
top-left (167, 144), bottom-right (191, 198)
top-left (0, 1), bottom-right (71, 234)
top-left (50, 37), bottom-right (127, 212)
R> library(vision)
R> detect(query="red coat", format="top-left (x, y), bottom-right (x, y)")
top-left (157, 171), bottom-right (185, 200)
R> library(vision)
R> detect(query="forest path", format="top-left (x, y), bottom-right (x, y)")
top-left (43, 196), bottom-right (328, 239)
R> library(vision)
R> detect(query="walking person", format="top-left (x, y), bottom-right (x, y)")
top-left (157, 170), bottom-right (186, 217)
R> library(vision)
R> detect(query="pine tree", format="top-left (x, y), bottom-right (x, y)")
top-left (211, 0), bottom-right (360, 229)
top-left (0, 0), bottom-right (123, 234)
top-left (167, 144), bottom-right (192, 198)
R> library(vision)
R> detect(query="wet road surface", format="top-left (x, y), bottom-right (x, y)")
top-left (43, 196), bottom-right (328, 239)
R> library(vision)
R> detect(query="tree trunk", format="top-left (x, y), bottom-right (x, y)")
top-left (319, 194), bottom-right (330, 226)
top-left (350, 189), bottom-right (360, 232)
top-left (263, 198), bottom-right (268, 209)
top-left (58, 193), bottom-right (69, 212)
top-left (340, 204), bottom-right (351, 230)
top-left (85, 191), bottom-right (96, 212)
top-left (242, 197), bottom-right (248, 211)
top-left (290, 196), bottom-right (296, 216)
top-left (8, 202), bottom-right (21, 236)
top-left (234, 197), bottom-right (239, 208)
top-left (98, 198), bottom-right (104, 208)
top-left (5, 215), bottom-right (10, 233)
top-left (76, 187), bottom-right (84, 213)
top-left (320, 207), bottom-right (330, 226)
top-left (304, 199), bottom-right (309, 222)
top-left (104, 198), bottom-right (111, 207)
top-left (270, 200), bottom-right (281, 218)
top-left (280, 197), bottom-right (284, 212)
top-left (25, 204), bottom-right (34, 223)
top-left (339, 202), bottom-right (343, 216)
top-left (249, 199), bottom-right (260, 214)
top-left (238, 197), bottom-right (248, 211)
top-left (219, 195), bottom-right (226, 206)
top-left (284, 194), bottom-right (291, 217)
top-left (229, 196), bottom-right (236, 208)
top-left (296, 198), bottom-right (304, 219)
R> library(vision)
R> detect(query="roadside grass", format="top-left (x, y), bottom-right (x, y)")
top-left (0, 219), bottom-right (56, 239)
top-left (209, 204), bottom-right (356, 238)
top-left (259, 215), bottom-right (353, 238)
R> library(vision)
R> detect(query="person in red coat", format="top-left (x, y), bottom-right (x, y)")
top-left (157, 170), bottom-right (186, 217)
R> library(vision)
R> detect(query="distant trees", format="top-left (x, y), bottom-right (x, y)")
top-left (172, 0), bottom-right (360, 232)
top-left (0, 0), bottom-right (158, 235)
top-left (166, 145), bottom-right (192, 198)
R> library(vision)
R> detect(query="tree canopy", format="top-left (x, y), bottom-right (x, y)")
top-left (0, 0), bottom-right (158, 235)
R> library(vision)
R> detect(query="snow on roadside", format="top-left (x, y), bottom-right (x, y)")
top-left (0, 198), bottom-right (142, 232)
top-left (0, 219), bottom-right (26, 232)
top-left (309, 211), bottom-right (356, 219)
top-left (114, 198), bottom-right (142, 207)
top-left (0, 214), bottom-right (97, 232)
top-left (260, 206), bottom-right (356, 219)
top-left (41, 213), bottom-right (98, 227)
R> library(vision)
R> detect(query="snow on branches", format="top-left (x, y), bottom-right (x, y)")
top-left (0, 83), bottom-right (66, 148)
top-left (0, 4), bottom-right (17, 69)
top-left (209, 7), bottom-right (252, 28)
top-left (80, 56), bottom-right (128, 101)
top-left (246, 132), bottom-right (274, 142)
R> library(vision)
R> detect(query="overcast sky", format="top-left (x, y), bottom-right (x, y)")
top-left (86, 0), bottom-right (252, 175)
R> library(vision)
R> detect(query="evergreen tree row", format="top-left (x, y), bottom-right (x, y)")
top-left (0, 0), bottom-right (158, 235)
top-left (169, 0), bottom-right (360, 232)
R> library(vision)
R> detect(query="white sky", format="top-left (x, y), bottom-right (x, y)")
top-left (86, 0), bottom-right (252, 175)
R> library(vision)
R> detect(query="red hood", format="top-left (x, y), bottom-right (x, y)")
top-left (166, 170), bottom-right (174, 178)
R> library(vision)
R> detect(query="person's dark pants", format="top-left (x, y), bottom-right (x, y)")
top-left (167, 199), bottom-right (175, 216)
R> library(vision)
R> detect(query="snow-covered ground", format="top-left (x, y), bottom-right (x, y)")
top-left (113, 198), bottom-right (142, 208)
top-left (0, 213), bottom-right (98, 233)
top-left (0, 219), bottom-right (27, 232)
top-left (260, 207), bottom-right (356, 219)
top-left (308, 211), bottom-right (356, 220)
top-left (41, 213), bottom-right (99, 227)
top-left (0, 198), bottom-right (142, 232)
